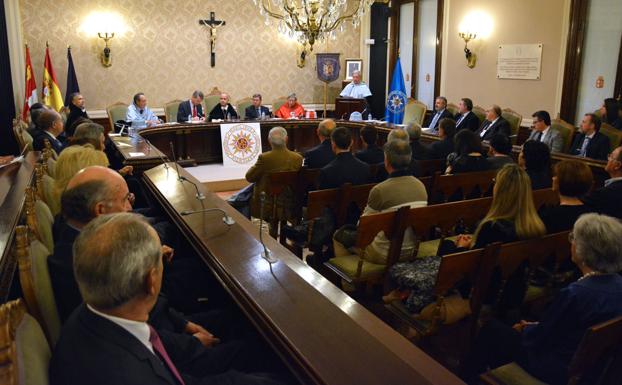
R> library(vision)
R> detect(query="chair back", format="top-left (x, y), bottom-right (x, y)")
top-left (12, 118), bottom-right (33, 152)
top-left (568, 315), bottom-right (622, 385)
top-left (164, 99), bottom-right (182, 123)
top-left (532, 188), bottom-right (560, 210)
top-left (35, 166), bottom-right (59, 217)
top-left (203, 87), bottom-right (222, 117)
top-left (418, 159), bottom-right (446, 177)
top-left (472, 105), bottom-right (486, 124)
top-left (236, 97), bottom-right (254, 120)
top-left (24, 187), bottom-right (54, 253)
top-left (271, 96), bottom-right (289, 115)
top-left (501, 108), bottom-right (523, 144)
top-left (15, 226), bottom-right (60, 347)
top-left (404, 98), bottom-right (427, 126)
top-left (0, 299), bottom-right (51, 385)
top-left (600, 122), bottom-right (622, 150)
top-left (430, 170), bottom-right (497, 203)
top-left (446, 103), bottom-right (459, 117)
top-left (106, 102), bottom-right (129, 129)
top-left (551, 118), bottom-right (576, 153)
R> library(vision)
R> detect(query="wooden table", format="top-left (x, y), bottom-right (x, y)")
top-left (142, 163), bottom-right (465, 385)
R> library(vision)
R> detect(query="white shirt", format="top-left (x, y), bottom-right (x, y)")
top-left (605, 176), bottom-right (622, 187)
top-left (43, 130), bottom-right (57, 140)
top-left (87, 304), bottom-right (154, 354)
top-left (540, 126), bottom-right (550, 141)
top-left (340, 82), bottom-right (372, 98)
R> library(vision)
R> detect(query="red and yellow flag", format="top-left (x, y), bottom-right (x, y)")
top-left (22, 45), bottom-right (38, 120)
top-left (41, 46), bottom-right (64, 112)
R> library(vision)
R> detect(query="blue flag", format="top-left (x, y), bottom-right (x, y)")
top-left (64, 47), bottom-right (80, 107)
top-left (385, 59), bottom-right (407, 124)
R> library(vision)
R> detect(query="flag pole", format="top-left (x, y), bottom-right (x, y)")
top-left (323, 39), bottom-right (329, 119)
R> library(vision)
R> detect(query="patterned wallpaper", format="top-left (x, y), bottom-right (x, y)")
top-left (19, 0), bottom-right (361, 110)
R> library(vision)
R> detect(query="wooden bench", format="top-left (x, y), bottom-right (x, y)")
top-left (429, 169), bottom-right (498, 203)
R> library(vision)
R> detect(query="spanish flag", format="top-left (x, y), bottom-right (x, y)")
top-left (41, 45), bottom-right (64, 112)
top-left (22, 45), bottom-right (38, 120)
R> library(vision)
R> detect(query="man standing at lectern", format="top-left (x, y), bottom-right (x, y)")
top-left (339, 70), bottom-right (372, 99)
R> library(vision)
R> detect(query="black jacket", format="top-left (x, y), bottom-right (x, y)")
top-left (318, 152), bottom-right (371, 189)
top-left (303, 139), bottom-right (335, 169)
top-left (177, 100), bottom-right (204, 122)
top-left (427, 137), bottom-right (454, 160)
top-left (32, 130), bottom-right (64, 153)
top-left (208, 103), bottom-right (238, 121)
top-left (476, 117), bottom-right (512, 141)
top-left (454, 111), bottom-right (480, 132)
top-left (244, 105), bottom-right (271, 120)
top-left (410, 140), bottom-right (430, 160)
top-left (582, 179), bottom-right (622, 219)
top-left (424, 109), bottom-right (453, 130)
top-left (568, 131), bottom-right (610, 160)
top-left (355, 144), bottom-right (384, 165)
top-left (65, 104), bottom-right (89, 136)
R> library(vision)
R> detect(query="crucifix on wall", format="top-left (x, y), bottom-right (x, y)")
top-left (199, 12), bottom-right (226, 67)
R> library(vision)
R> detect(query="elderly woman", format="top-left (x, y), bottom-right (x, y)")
top-left (275, 93), bottom-right (305, 119)
top-left (466, 213), bottom-right (622, 384)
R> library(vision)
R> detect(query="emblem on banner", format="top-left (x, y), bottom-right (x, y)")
top-left (316, 53), bottom-right (341, 83)
top-left (222, 124), bottom-right (261, 164)
top-left (386, 90), bottom-right (407, 114)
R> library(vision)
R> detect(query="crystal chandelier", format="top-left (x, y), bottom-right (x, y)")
top-left (253, 0), bottom-right (373, 66)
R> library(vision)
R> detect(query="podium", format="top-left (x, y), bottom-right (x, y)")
top-left (335, 97), bottom-right (366, 120)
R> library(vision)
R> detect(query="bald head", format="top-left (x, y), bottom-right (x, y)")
top-left (67, 166), bottom-right (125, 190)
top-left (318, 119), bottom-right (336, 139)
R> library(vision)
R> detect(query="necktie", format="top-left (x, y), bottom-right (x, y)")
top-left (139, 109), bottom-right (144, 115)
top-left (149, 326), bottom-right (186, 385)
top-left (257, 108), bottom-right (261, 117)
top-left (579, 136), bottom-right (590, 157)
top-left (430, 111), bottom-right (441, 129)
top-left (480, 122), bottom-right (490, 138)
top-left (534, 131), bottom-right (543, 142)
top-left (456, 113), bottom-right (466, 127)
top-left (192, 105), bottom-right (197, 118)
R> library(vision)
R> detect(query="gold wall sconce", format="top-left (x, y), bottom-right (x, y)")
top-left (458, 32), bottom-right (477, 68)
top-left (97, 32), bottom-right (114, 67)
top-left (458, 10), bottom-right (494, 70)
top-left (80, 11), bottom-right (127, 68)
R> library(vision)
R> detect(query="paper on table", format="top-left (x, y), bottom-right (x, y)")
top-left (128, 152), bottom-right (146, 157)
top-left (117, 142), bottom-right (132, 147)
top-left (0, 156), bottom-right (24, 169)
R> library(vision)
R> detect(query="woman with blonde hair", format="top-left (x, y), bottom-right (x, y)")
top-left (385, 164), bottom-right (546, 311)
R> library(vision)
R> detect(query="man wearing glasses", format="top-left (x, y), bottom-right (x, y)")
top-left (528, 110), bottom-right (564, 152)
top-left (582, 146), bottom-right (622, 219)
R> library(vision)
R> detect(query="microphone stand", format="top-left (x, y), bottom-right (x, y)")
top-left (180, 208), bottom-right (235, 225)
top-left (169, 141), bottom-right (205, 200)
top-left (259, 192), bottom-right (278, 265)
top-left (145, 139), bottom-right (169, 171)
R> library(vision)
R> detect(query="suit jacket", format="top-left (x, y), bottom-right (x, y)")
top-left (303, 139), bottom-right (335, 169)
top-left (424, 109), bottom-right (453, 130)
top-left (244, 105), bottom-right (271, 120)
top-left (177, 100), bottom-right (204, 122)
top-left (528, 127), bottom-right (564, 153)
top-left (486, 155), bottom-right (514, 170)
top-left (208, 104), bottom-right (238, 121)
top-left (410, 140), bottom-right (430, 160)
top-left (582, 179), bottom-right (622, 219)
top-left (65, 104), bottom-right (89, 137)
top-left (355, 144), bottom-right (384, 165)
top-left (427, 137), bottom-right (454, 160)
top-left (454, 111), bottom-right (480, 132)
top-left (568, 131), bottom-right (610, 160)
top-left (32, 130), bottom-right (63, 154)
top-left (318, 152), bottom-right (371, 190)
top-left (476, 117), bottom-right (512, 141)
top-left (245, 147), bottom-right (303, 219)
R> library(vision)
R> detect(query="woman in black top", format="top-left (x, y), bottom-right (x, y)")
top-left (519, 140), bottom-right (552, 189)
top-left (600, 97), bottom-right (619, 125)
top-left (539, 160), bottom-right (595, 233)
top-left (445, 129), bottom-right (487, 174)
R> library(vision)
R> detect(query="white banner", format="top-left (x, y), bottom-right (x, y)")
top-left (220, 122), bottom-right (262, 167)
top-left (497, 44), bottom-right (543, 80)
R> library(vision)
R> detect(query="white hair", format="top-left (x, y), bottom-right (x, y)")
top-left (268, 126), bottom-right (288, 147)
top-left (573, 213), bottom-right (622, 274)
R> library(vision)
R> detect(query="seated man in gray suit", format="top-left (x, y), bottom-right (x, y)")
top-left (528, 110), bottom-right (563, 153)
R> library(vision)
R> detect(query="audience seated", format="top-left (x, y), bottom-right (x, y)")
top-left (445, 129), bottom-right (487, 174)
top-left (64, 93), bottom-right (89, 137)
top-left (318, 126), bottom-right (370, 189)
top-left (246, 126), bottom-right (303, 221)
top-left (424, 96), bottom-right (453, 134)
top-left (539, 160), bottom-right (594, 233)
top-left (355, 124), bottom-right (384, 165)
top-left (486, 134), bottom-right (515, 170)
top-left (27, 102), bottom-right (48, 136)
top-left (385, 164), bottom-right (546, 311)
top-left (528, 110), bottom-right (564, 153)
top-left (427, 118), bottom-right (456, 160)
top-left (466, 213), bottom-right (622, 385)
top-left (454, 97), bottom-right (480, 132)
top-left (275, 93), bottom-right (305, 119)
top-left (405, 122), bottom-right (430, 160)
top-left (519, 140), bottom-right (552, 190)
top-left (49, 212), bottom-right (287, 385)
top-left (32, 109), bottom-right (65, 153)
top-left (333, 140), bottom-right (428, 266)
top-left (476, 105), bottom-right (511, 141)
top-left (303, 119), bottom-right (336, 168)
top-left (582, 145), bottom-right (622, 219)
top-left (568, 113), bottom-right (610, 160)
top-left (377, 129), bottom-right (423, 180)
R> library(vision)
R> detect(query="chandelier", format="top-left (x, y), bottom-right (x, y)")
top-left (253, 0), bottom-right (373, 66)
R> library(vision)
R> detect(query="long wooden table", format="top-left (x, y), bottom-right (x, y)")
top-left (143, 163), bottom-right (464, 385)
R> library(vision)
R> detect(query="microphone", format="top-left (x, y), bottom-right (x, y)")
top-left (169, 141), bottom-right (183, 182)
top-left (258, 192), bottom-right (277, 264)
top-left (169, 141), bottom-right (205, 200)
top-left (180, 208), bottom-right (235, 225)
top-left (144, 139), bottom-right (169, 170)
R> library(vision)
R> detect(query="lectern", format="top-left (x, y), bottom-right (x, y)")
top-left (335, 97), bottom-right (367, 120)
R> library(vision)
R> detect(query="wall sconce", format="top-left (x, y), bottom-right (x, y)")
top-left (97, 32), bottom-right (114, 67)
top-left (458, 32), bottom-right (477, 68)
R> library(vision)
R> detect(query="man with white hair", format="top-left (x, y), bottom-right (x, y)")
top-left (340, 70), bottom-right (372, 99)
top-left (209, 92), bottom-right (238, 121)
top-left (245, 126), bottom-right (303, 220)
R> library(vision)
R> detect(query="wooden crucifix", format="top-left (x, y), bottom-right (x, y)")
top-left (199, 12), bottom-right (226, 67)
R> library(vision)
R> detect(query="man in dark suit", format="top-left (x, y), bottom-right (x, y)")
top-left (423, 96), bottom-right (453, 134)
top-left (50, 213), bottom-right (285, 385)
top-left (209, 92), bottom-right (238, 121)
top-left (244, 93), bottom-right (271, 120)
top-left (405, 122), bottom-right (429, 160)
top-left (486, 134), bottom-right (515, 170)
top-left (318, 127), bottom-right (371, 189)
top-left (177, 90), bottom-right (206, 123)
top-left (582, 145), bottom-right (622, 219)
top-left (476, 104), bottom-right (511, 141)
top-left (32, 109), bottom-right (64, 153)
top-left (427, 118), bottom-right (455, 160)
top-left (355, 124), bottom-right (384, 165)
top-left (568, 113), bottom-right (610, 160)
top-left (64, 92), bottom-right (89, 137)
top-left (454, 97), bottom-right (480, 132)
top-left (303, 119), bottom-right (336, 168)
